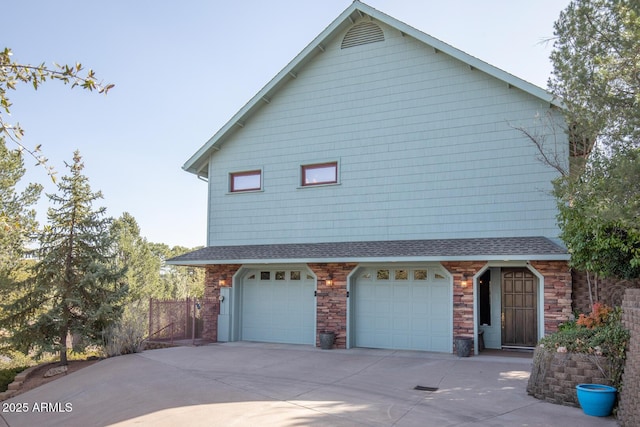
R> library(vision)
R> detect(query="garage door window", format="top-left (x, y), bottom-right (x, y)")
top-left (395, 270), bottom-right (408, 280)
top-left (414, 270), bottom-right (428, 280)
top-left (377, 270), bottom-right (390, 280)
top-left (365, 269), bottom-right (432, 281)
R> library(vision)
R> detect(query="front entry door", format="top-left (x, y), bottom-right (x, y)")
top-left (501, 268), bottom-right (537, 347)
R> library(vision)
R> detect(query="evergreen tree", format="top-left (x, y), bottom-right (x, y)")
top-left (0, 151), bottom-right (126, 364)
top-left (150, 243), bottom-right (205, 299)
top-left (548, 0), bottom-right (640, 279)
top-left (0, 137), bottom-right (42, 273)
top-left (549, 0), bottom-right (640, 150)
top-left (110, 212), bottom-right (162, 301)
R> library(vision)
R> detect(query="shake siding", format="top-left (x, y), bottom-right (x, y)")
top-left (206, 20), bottom-right (566, 246)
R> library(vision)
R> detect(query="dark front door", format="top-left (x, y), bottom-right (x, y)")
top-left (501, 268), bottom-right (537, 347)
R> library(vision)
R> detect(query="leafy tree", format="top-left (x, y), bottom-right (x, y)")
top-left (548, 0), bottom-right (640, 280)
top-left (0, 152), bottom-right (126, 364)
top-left (110, 213), bottom-right (163, 301)
top-left (0, 47), bottom-right (113, 180)
top-left (0, 138), bottom-right (42, 274)
top-left (149, 243), bottom-right (205, 299)
top-left (549, 0), bottom-right (640, 150)
top-left (554, 148), bottom-right (640, 279)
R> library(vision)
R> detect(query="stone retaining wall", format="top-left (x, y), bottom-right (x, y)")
top-left (618, 288), bottom-right (640, 426)
top-left (527, 347), bottom-right (611, 407)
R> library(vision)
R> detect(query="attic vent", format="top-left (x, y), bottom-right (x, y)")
top-left (341, 22), bottom-right (384, 49)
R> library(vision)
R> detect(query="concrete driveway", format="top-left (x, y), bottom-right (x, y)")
top-left (0, 343), bottom-right (617, 427)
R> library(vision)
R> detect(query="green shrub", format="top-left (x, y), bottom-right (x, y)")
top-left (0, 366), bottom-right (29, 392)
top-left (0, 351), bottom-right (35, 370)
top-left (539, 305), bottom-right (629, 388)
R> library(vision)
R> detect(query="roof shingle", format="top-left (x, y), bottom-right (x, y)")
top-left (167, 237), bottom-right (568, 265)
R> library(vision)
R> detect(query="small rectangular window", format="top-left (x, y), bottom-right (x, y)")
top-left (301, 162), bottom-right (337, 186)
top-left (377, 270), bottom-right (390, 280)
top-left (395, 270), bottom-right (408, 280)
top-left (230, 170), bottom-right (261, 192)
top-left (414, 270), bottom-right (428, 280)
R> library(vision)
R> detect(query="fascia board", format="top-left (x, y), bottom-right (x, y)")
top-left (357, 2), bottom-right (562, 108)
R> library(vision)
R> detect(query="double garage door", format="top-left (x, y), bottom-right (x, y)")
top-left (239, 266), bottom-right (452, 352)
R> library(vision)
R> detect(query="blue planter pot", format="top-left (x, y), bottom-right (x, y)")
top-left (576, 384), bottom-right (617, 417)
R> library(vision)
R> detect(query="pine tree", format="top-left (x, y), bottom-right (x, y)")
top-left (0, 137), bottom-right (42, 273)
top-left (548, 0), bottom-right (640, 279)
top-left (110, 213), bottom-right (163, 301)
top-left (0, 151), bottom-right (127, 364)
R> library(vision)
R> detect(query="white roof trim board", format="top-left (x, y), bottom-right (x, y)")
top-left (183, 1), bottom-right (561, 177)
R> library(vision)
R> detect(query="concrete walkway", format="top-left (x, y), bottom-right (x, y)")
top-left (0, 343), bottom-right (618, 426)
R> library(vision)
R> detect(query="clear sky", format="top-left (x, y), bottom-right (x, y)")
top-left (4, 0), bottom-right (571, 248)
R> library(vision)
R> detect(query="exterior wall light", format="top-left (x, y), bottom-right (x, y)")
top-left (326, 274), bottom-right (334, 286)
top-left (219, 279), bottom-right (226, 286)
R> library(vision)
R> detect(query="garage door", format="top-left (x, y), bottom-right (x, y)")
top-left (354, 266), bottom-right (452, 352)
top-left (241, 269), bottom-right (315, 345)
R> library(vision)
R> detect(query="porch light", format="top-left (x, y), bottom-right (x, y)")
top-left (326, 274), bottom-right (334, 286)
top-left (219, 279), bottom-right (226, 286)
top-left (461, 274), bottom-right (469, 288)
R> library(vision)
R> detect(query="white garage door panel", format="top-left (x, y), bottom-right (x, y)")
top-left (354, 268), bottom-right (452, 352)
top-left (241, 271), bottom-right (315, 345)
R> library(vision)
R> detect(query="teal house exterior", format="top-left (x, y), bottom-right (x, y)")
top-left (169, 1), bottom-right (573, 354)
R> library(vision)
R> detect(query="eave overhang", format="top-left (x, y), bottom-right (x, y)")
top-left (166, 237), bottom-right (570, 267)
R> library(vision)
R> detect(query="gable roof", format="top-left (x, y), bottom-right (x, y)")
top-left (183, 1), bottom-right (561, 178)
top-left (167, 236), bottom-right (569, 266)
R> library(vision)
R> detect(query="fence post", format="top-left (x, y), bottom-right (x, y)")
top-left (148, 298), bottom-right (153, 338)
top-left (192, 298), bottom-right (196, 345)
top-left (185, 298), bottom-right (190, 342)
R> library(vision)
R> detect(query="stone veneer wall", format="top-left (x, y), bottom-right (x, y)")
top-left (618, 288), bottom-right (640, 426)
top-left (530, 261), bottom-right (573, 334)
top-left (202, 260), bottom-right (572, 352)
top-left (202, 265), bottom-right (240, 342)
top-left (441, 261), bottom-right (484, 351)
top-left (527, 347), bottom-right (611, 407)
top-left (308, 263), bottom-right (357, 349)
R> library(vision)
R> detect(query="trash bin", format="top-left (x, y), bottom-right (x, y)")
top-left (455, 337), bottom-right (473, 357)
top-left (319, 332), bottom-right (335, 350)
